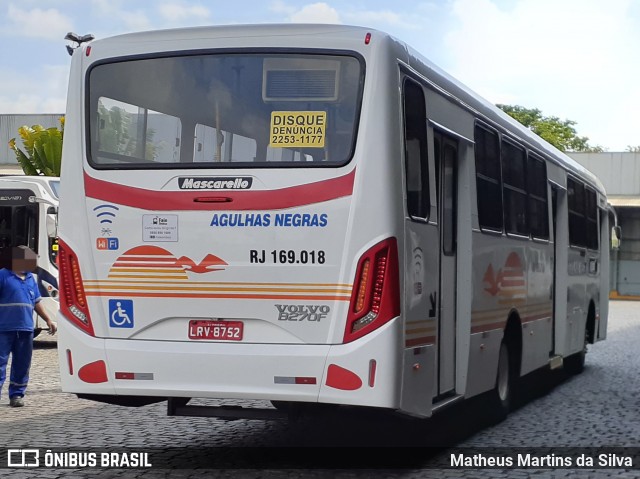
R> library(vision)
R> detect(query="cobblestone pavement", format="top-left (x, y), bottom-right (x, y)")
top-left (1, 301), bottom-right (639, 478)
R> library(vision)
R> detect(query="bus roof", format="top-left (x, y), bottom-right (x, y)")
top-left (0, 175), bottom-right (60, 200)
top-left (94, 23), bottom-right (373, 45)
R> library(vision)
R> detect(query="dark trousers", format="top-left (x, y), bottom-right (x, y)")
top-left (0, 330), bottom-right (33, 399)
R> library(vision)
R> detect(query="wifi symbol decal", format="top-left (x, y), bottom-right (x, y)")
top-left (94, 204), bottom-right (120, 224)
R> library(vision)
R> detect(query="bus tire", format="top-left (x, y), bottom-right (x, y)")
top-left (491, 340), bottom-right (512, 421)
top-left (564, 328), bottom-right (587, 375)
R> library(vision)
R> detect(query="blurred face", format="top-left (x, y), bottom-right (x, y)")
top-left (11, 256), bottom-right (36, 273)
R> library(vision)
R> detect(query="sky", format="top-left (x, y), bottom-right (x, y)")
top-left (1, 0), bottom-right (639, 151)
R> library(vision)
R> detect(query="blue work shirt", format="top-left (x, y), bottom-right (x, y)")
top-left (0, 268), bottom-right (41, 332)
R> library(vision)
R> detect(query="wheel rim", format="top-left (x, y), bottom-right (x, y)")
top-left (497, 344), bottom-right (509, 402)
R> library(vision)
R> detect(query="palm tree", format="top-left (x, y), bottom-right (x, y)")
top-left (8, 117), bottom-right (64, 176)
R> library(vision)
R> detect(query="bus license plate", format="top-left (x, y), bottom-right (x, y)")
top-left (188, 320), bottom-right (243, 341)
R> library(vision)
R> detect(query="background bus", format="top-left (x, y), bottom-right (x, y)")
top-left (57, 24), bottom-right (609, 421)
top-left (0, 175), bottom-right (59, 338)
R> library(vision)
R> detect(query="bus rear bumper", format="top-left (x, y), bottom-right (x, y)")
top-left (58, 317), bottom-right (401, 410)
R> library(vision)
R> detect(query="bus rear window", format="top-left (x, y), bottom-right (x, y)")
top-left (88, 53), bottom-right (363, 168)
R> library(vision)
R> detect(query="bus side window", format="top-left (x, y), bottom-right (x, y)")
top-left (502, 139), bottom-right (528, 236)
top-left (585, 187), bottom-right (599, 250)
top-left (403, 79), bottom-right (429, 220)
top-left (568, 177), bottom-right (587, 248)
top-left (528, 154), bottom-right (549, 240)
top-left (475, 124), bottom-right (503, 232)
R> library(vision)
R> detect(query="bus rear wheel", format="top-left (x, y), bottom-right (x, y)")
top-left (564, 328), bottom-right (587, 375)
top-left (491, 340), bottom-right (512, 421)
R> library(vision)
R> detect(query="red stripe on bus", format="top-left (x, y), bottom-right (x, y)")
top-left (116, 257), bottom-right (177, 263)
top-left (470, 313), bottom-right (551, 333)
top-left (112, 263), bottom-right (181, 268)
top-left (471, 321), bottom-right (506, 334)
top-left (522, 312), bottom-right (552, 323)
top-left (83, 170), bottom-right (356, 211)
top-left (405, 336), bottom-right (436, 347)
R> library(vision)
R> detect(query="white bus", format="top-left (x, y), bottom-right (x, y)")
top-left (0, 175), bottom-right (59, 337)
top-left (57, 24), bottom-right (611, 420)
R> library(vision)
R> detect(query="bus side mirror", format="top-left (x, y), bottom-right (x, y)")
top-left (46, 207), bottom-right (58, 238)
top-left (611, 226), bottom-right (621, 250)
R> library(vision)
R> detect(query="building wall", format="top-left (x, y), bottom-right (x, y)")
top-left (0, 114), bottom-right (64, 165)
top-left (569, 152), bottom-right (640, 195)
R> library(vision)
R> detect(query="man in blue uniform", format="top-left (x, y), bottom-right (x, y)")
top-left (0, 246), bottom-right (57, 407)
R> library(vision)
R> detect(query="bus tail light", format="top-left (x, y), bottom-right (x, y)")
top-left (344, 238), bottom-right (400, 343)
top-left (58, 239), bottom-right (94, 336)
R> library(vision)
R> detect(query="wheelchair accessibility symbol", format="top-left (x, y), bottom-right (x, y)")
top-left (109, 299), bottom-right (134, 328)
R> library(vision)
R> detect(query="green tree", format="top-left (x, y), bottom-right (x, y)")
top-left (8, 117), bottom-right (64, 176)
top-left (626, 145), bottom-right (640, 153)
top-left (497, 104), bottom-right (604, 153)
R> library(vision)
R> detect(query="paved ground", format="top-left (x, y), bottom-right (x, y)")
top-left (1, 300), bottom-right (639, 478)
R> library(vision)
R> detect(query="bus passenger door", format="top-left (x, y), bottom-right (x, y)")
top-left (434, 131), bottom-right (458, 396)
top-left (400, 78), bottom-right (439, 416)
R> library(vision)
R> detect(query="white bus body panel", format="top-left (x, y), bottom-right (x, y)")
top-left (59, 312), bottom-right (402, 408)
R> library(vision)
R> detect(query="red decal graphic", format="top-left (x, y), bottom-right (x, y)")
top-left (482, 253), bottom-right (525, 298)
top-left (84, 170), bottom-right (355, 211)
top-left (109, 246), bottom-right (227, 278)
top-left (482, 264), bottom-right (500, 296)
top-left (175, 254), bottom-right (228, 273)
